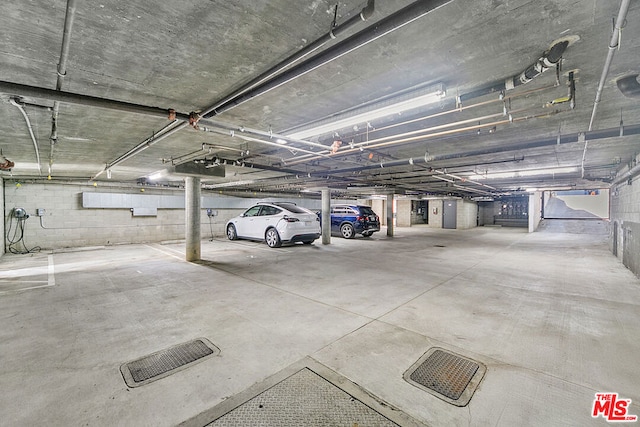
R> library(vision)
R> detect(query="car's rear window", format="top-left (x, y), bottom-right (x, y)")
top-left (276, 203), bottom-right (308, 214)
top-left (358, 206), bottom-right (376, 215)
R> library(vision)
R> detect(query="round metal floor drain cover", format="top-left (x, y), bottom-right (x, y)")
top-left (404, 347), bottom-right (486, 406)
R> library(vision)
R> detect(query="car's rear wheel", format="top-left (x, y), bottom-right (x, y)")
top-left (362, 231), bottom-right (372, 237)
top-left (265, 228), bottom-right (282, 248)
top-left (340, 223), bottom-right (355, 239)
top-left (227, 224), bottom-right (237, 240)
top-left (303, 240), bottom-right (313, 245)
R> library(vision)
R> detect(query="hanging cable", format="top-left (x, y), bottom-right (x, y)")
top-left (6, 210), bottom-right (42, 255)
top-left (10, 98), bottom-right (42, 175)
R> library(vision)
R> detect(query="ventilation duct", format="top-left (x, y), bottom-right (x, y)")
top-left (617, 74), bottom-right (640, 98)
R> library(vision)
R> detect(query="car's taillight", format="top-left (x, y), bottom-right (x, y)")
top-left (357, 215), bottom-right (365, 221)
top-left (283, 216), bottom-right (299, 222)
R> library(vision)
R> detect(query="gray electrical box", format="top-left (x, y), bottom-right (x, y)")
top-left (36, 208), bottom-right (45, 216)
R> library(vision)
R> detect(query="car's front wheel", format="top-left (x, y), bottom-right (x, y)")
top-left (227, 224), bottom-right (238, 240)
top-left (265, 228), bottom-right (282, 248)
top-left (340, 223), bottom-right (355, 239)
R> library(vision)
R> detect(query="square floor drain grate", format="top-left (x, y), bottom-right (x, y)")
top-left (120, 338), bottom-right (219, 388)
top-left (404, 347), bottom-right (486, 407)
top-left (205, 368), bottom-right (399, 426)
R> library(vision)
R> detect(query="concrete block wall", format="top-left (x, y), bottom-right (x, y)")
top-left (428, 200), bottom-right (443, 228)
top-left (456, 199), bottom-right (478, 229)
top-left (610, 158), bottom-right (640, 277)
top-left (2, 181), bottom-right (249, 251)
top-left (396, 199), bottom-right (412, 227)
top-left (371, 199), bottom-right (385, 226)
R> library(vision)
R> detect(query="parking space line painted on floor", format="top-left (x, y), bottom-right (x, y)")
top-left (0, 254), bottom-right (55, 294)
top-left (145, 244), bottom-right (185, 261)
top-left (48, 254), bottom-right (55, 287)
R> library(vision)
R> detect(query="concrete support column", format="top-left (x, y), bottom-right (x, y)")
top-left (386, 193), bottom-right (394, 237)
top-left (321, 188), bottom-right (331, 245)
top-left (185, 177), bottom-right (201, 261)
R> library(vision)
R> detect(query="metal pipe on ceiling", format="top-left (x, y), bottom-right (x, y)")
top-left (310, 122), bottom-right (640, 176)
top-left (588, 0), bottom-right (632, 131)
top-left (584, 0), bottom-right (632, 177)
top-left (49, 0), bottom-right (78, 176)
top-left (202, 0), bottom-right (375, 118)
top-left (285, 110), bottom-right (562, 165)
top-left (0, 80), bottom-right (192, 120)
top-left (92, 1), bottom-right (377, 179)
top-left (0, 80), bottom-right (346, 175)
top-left (458, 40), bottom-right (568, 104)
top-left (284, 106), bottom-right (525, 165)
top-left (205, 0), bottom-right (454, 117)
top-left (612, 161), bottom-right (640, 185)
top-left (342, 83), bottom-right (557, 139)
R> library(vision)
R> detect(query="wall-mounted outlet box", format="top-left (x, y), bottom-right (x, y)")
top-left (36, 208), bottom-right (45, 216)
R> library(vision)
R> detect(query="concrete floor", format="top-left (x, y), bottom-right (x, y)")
top-left (1, 222), bottom-right (639, 426)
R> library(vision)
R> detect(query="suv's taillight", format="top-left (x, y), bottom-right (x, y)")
top-left (357, 215), bottom-right (365, 222)
top-left (282, 216), bottom-right (300, 222)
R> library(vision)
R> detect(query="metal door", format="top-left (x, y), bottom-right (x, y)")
top-left (443, 200), bottom-right (457, 229)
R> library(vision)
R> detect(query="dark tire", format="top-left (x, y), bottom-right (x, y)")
top-left (265, 228), bottom-right (282, 248)
top-left (362, 232), bottom-right (372, 238)
top-left (227, 224), bottom-right (238, 240)
top-left (340, 223), bottom-right (355, 239)
top-left (303, 240), bottom-right (313, 245)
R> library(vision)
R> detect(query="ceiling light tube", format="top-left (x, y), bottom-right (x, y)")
top-left (286, 83), bottom-right (445, 139)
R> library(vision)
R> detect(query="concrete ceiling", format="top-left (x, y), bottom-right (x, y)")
top-left (1, 0), bottom-right (640, 198)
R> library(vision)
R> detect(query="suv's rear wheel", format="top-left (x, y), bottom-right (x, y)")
top-left (340, 223), bottom-right (355, 239)
top-left (265, 228), bottom-right (282, 248)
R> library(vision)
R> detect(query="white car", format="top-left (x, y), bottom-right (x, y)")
top-left (225, 202), bottom-right (321, 248)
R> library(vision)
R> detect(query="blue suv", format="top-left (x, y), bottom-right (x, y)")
top-left (324, 204), bottom-right (381, 239)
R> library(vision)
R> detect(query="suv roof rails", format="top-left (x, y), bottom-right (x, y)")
top-left (257, 201), bottom-right (297, 206)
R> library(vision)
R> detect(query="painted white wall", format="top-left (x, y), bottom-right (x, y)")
top-left (556, 192), bottom-right (609, 218)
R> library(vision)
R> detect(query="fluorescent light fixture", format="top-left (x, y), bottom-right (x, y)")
top-left (469, 166), bottom-right (578, 180)
top-left (276, 138), bottom-right (287, 144)
top-left (286, 83), bottom-right (446, 139)
top-left (148, 172), bottom-right (163, 180)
